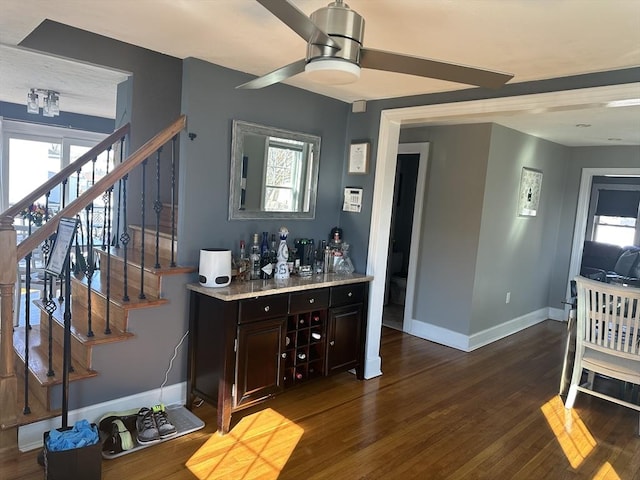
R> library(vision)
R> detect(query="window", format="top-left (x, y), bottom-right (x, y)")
top-left (587, 183), bottom-right (640, 247)
top-left (1, 120), bottom-right (108, 243)
top-left (593, 215), bottom-right (636, 247)
top-left (262, 137), bottom-right (306, 212)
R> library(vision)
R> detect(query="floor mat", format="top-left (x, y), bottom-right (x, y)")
top-left (102, 405), bottom-right (205, 460)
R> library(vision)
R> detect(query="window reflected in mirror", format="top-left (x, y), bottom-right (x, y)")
top-left (230, 121), bottom-right (321, 220)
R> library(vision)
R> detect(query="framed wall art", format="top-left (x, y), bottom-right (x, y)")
top-left (517, 167), bottom-right (543, 217)
top-left (348, 142), bottom-right (370, 174)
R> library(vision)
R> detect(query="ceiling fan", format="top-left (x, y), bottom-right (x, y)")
top-left (238, 0), bottom-right (514, 90)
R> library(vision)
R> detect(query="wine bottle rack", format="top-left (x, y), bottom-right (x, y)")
top-left (284, 310), bottom-right (326, 387)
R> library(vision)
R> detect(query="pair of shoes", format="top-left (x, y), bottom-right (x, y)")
top-left (136, 404), bottom-right (177, 444)
top-left (98, 409), bottom-right (138, 454)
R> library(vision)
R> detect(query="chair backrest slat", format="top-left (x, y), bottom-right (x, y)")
top-left (575, 276), bottom-right (640, 358)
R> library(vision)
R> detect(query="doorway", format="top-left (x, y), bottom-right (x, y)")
top-left (361, 83), bottom-right (640, 380)
top-left (382, 143), bottom-right (429, 333)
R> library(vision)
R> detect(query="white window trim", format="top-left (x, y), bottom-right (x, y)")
top-left (0, 118), bottom-right (107, 211)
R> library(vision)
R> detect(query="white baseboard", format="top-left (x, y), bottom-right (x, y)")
top-left (409, 320), bottom-right (471, 351)
top-left (548, 307), bottom-right (568, 322)
top-left (18, 382), bottom-right (187, 452)
top-left (408, 307), bottom-right (552, 352)
top-left (364, 355), bottom-right (382, 379)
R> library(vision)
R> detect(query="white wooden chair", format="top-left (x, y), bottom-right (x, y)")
top-left (565, 276), bottom-right (640, 433)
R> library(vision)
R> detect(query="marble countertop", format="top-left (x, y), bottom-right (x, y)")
top-left (187, 272), bottom-right (373, 301)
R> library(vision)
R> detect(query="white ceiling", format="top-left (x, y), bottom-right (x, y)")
top-left (1, 0), bottom-right (639, 146)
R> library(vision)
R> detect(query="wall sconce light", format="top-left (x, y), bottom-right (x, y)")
top-left (26, 88), bottom-right (60, 117)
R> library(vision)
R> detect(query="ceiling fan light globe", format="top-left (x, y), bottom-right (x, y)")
top-left (305, 59), bottom-right (360, 85)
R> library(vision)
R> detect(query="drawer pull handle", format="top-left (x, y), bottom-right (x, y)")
top-left (264, 305), bottom-right (270, 312)
top-left (348, 292), bottom-right (353, 297)
top-left (330, 341), bottom-right (335, 346)
top-left (309, 298), bottom-right (315, 304)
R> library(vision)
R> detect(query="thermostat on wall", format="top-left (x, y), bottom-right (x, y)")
top-left (343, 187), bottom-right (363, 213)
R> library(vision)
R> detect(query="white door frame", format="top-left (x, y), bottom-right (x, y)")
top-left (396, 143), bottom-right (430, 333)
top-left (362, 82), bottom-right (640, 379)
top-left (565, 166), bottom-right (640, 311)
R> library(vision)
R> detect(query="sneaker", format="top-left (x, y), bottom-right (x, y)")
top-left (136, 407), bottom-right (160, 444)
top-left (152, 404), bottom-right (177, 439)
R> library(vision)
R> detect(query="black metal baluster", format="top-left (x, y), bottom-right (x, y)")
top-left (170, 136), bottom-right (177, 267)
top-left (154, 147), bottom-right (163, 269)
top-left (41, 192), bottom-right (56, 377)
top-left (23, 218), bottom-right (32, 415)
top-left (121, 174), bottom-right (130, 302)
top-left (104, 184), bottom-right (113, 335)
top-left (102, 147), bottom-right (112, 250)
top-left (113, 136), bottom-right (126, 248)
top-left (139, 159), bottom-right (147, 300)
top-left (74, 169), bottom-right (84, 276)
top-left (84, 204), bottom-right (95, 338)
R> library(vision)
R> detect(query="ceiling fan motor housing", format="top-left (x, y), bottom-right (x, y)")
top-left (307, 1), bottom-right (365, 65)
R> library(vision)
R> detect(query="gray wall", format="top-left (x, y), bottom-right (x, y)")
top-left (399, 124), bottom-right (492, 334)
top-left (471, 125), bottom-right (568, 334)
top-left (549, 145), bottom-right (640, 305)
top-left (20, 20), bottom-right (183, 222)
top-left (53, 273), bottom-right (194, 410)
top-left (178, 58), bottom-right (350, 266)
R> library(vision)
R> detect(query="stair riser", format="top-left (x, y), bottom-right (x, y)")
top-left (131, 229), bottom-right (177, 262)
top-left (95, 252), bottom-right (161, 298)
top-left (70, 280), bottom-right (128, 332)
top-left (15, 358), bottom-right (52, 411)
top-left (159, 203), bottom-right (178, 231)
top-left (39, 312), bottom-right (92, 370)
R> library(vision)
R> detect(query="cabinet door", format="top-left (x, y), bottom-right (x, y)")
top-left (327, 304), bottom-right (362, 374)
top-left (235, 317), bottom-right (286, 408)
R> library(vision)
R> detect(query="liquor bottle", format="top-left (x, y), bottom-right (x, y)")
top-left (270, 233), bottom-right (278, 273)
top-left (236, 240), bottom-right (249, 281)
top-left (250, 233), bottom-right (261, 280)
top-left (260, 232), bottom-right (273, 279)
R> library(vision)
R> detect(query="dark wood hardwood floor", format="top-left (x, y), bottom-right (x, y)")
top-left (2, 320), bottom-right (639, 479)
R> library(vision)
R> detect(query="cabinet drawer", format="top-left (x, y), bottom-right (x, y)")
top-left (289, 288), bottom-right (329, 313)
top-left (239, 294), bottom-right (288, 323)
top-left (330, 283), bottom-right (365, 307)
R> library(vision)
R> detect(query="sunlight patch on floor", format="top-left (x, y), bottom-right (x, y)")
top-left (186, 408), bottom-right (304, 480)
top-left (592, 462), bottom-right (621, 480)
top-left (540, 396), bottom-right (596, 469)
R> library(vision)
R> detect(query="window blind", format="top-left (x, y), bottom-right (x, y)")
top-left (596, 189), bottom-right (640, 218)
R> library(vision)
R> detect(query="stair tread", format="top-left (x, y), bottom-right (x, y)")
top-left (34, 298), bottom-right (134, 345)
top-left (72, 272), bottom-right (169, 309)
top-left (95, 246), bottom-right (196, 275)
top-left (13, 326), bottom-right (98, 387)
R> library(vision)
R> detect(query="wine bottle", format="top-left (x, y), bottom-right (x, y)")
top-left (297, 352), bottom-right (306, 360)
top-left (260, 232), bottom-right (273, 279)
top-left (311, 332), bottom-right (321, 341)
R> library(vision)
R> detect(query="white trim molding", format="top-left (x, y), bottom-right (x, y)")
top-left (408, 308), bottom-right (553, 352)
top-left (365, 83), bottom-right (640, 374)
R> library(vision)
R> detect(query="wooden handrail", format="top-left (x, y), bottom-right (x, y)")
top-left (2, 123), bottom-right (131, 219)
top-left (16, 115), bottom-right (187, 261)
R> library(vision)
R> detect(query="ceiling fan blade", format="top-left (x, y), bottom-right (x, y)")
top-left (237, 59), bottom-right (307, 89)
top-left (257, 0), bottom-right (340, 49)
top-left (360, 48), bottom-right (513, 89)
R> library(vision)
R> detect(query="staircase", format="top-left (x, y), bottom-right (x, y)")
top-left (0, 115), bottom-right (191, 452)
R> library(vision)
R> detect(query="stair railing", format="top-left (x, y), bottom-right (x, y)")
top-left (0, 115), bottom-right (186, 448)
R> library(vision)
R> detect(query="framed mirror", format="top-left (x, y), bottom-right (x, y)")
top-left (229, 120), bottom-right (321, 220)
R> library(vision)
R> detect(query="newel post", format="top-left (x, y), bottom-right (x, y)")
top-left (0, 215), bottom-right (18, 451)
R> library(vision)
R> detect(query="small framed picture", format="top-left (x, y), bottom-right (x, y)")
top-left (348, 142), bottom-right (370, 174)
top-left (518, 167), bottom-right (543, 217)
